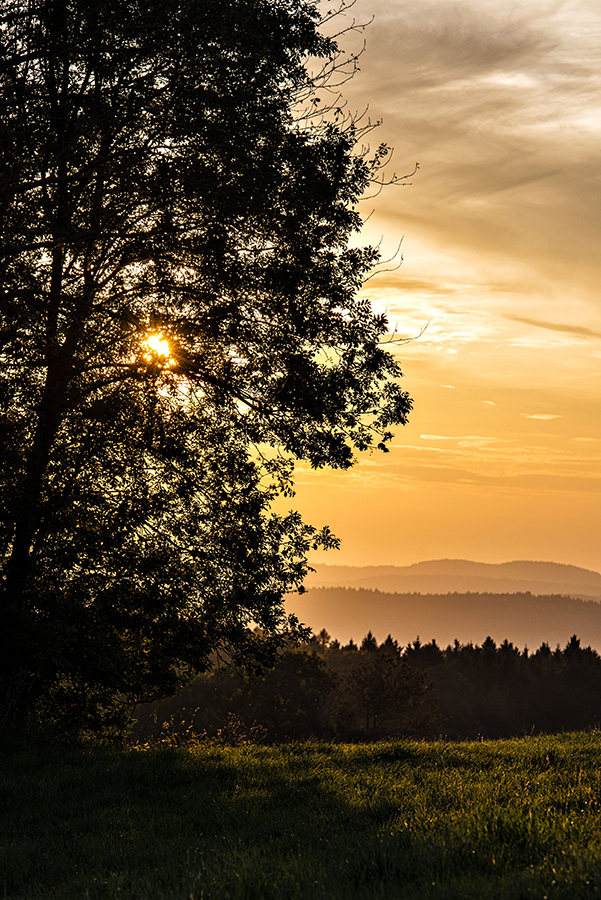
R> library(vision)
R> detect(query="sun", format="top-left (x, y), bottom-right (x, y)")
top-left (144, 332), bottom-right (172, 361)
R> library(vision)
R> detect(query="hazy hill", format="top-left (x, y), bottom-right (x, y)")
top-left (303, 559), bottom-right (601, 600)
top-left (286, 587), bottom-right (601, 650)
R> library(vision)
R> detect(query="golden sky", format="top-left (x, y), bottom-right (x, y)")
top-left (292, 0), bottom-right (601, 571)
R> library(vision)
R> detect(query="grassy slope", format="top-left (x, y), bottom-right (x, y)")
top-left (3, 733), bottom-right (601, 899)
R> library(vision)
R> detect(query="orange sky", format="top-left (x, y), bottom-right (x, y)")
top-left (291, 0), bottom-right (601, 572)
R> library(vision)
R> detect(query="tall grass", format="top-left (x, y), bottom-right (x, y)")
top-left (3, 732), bottom-right (601, 898)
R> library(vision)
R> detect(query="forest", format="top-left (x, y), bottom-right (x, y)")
top-left (132, 628), bottom-right (601, 744)
top-left (290, 585), bottom-right (601, 651)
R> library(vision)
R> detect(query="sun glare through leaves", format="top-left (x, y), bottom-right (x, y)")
top-left (144, 332), bottom-right (173, 364)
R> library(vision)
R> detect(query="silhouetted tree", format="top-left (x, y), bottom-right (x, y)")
top-left (316, 629), bottom-right (332, 651)
top-left (380, 634), bottom-right (401, 655)
top-left (338, 643), bottom-right (437, 738)
top-left (0, 0), bottom-right (413, 729)
top-left (241, 650), bottom-right (336, 740)
top-left (360, 631), bottom-right (378, 653)
top-left (404, 637), bottom-right (444, 669)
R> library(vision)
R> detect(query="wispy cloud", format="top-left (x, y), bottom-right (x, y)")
top-left (347, 0), bottom-right (601, 300)
top-left (420, 434), bottom-right (500, 444)
top-left (305, 0), bottom-right (601, 568)
top-left (507, 316), bottom-right (601, 340)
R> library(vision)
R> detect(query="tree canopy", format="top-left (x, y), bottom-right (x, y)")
top-left (0, 0), bottom-right (412, 730)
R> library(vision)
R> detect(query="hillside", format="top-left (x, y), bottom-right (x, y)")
top-left (303, 559), bottom-right (601, 600)
top-left (286, 587), bottom-right (601, 650)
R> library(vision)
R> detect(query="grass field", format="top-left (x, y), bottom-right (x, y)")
top-left (3, 732), bottom-right (601, 899)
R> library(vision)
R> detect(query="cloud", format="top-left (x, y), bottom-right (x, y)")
top-left (507, 316), bottom-right (601, 340)
top-left (377, 276), bottom-right (458, 295)
top-left (354, 0), bottom-right (555, 92)
top-left (420, 434), bottom-right (457, 440)
top-left (297, 1), bottom-right (601, 570)
top-left (420, 434), bottom-right (499, 442)
top-left (345, 0), bottom-right (601, 302)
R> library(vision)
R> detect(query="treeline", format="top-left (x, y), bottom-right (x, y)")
top-left (131, 631), bottom-right (601, 744)
top-left (406, 633), bottom-right (601, 737)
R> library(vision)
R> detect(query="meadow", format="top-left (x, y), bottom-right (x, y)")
top-left (3, 732), bottom-right (601, 899)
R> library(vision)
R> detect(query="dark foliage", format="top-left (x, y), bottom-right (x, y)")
top-left (133, 631), bottom-right (601, 745)
top-left (327, 636), bottom-right (437, 739)
top-left (132, 636), bottom-right (438, 744)
top-left (409, 633), bottom-right (601, 737)
top-left (134, 649), bottom-right (338, 744)
top-left (0, 0), bottom-right (412, 730)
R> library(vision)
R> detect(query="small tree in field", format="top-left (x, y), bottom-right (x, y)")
top-left (342, 646), bottom-right (436, 738)
top-left (0, 0), bottom-right (412, 730)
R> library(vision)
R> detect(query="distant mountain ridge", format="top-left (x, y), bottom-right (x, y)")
top-left (303, 559), bottom-right (601, 600)
top-left (286, 587), bottom-right (601, 651)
